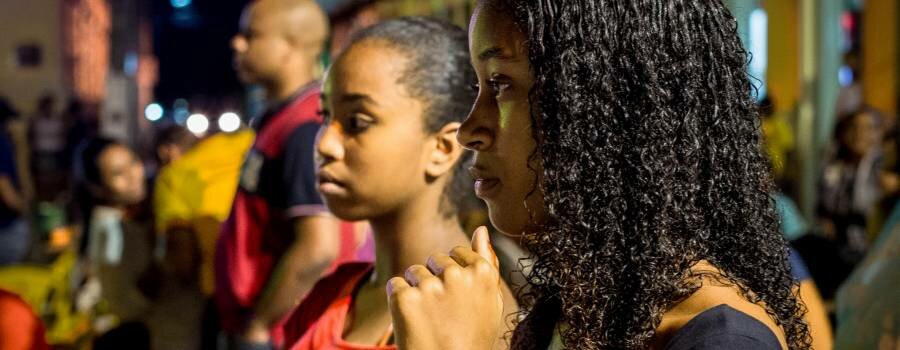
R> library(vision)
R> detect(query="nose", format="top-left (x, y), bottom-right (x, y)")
top-left (457, 98), bottom-right (494, 151)
top-left (315, 120), bottom-right (345, 164)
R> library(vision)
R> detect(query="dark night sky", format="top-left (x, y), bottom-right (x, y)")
top-left (152, 0), bottom-right (250, 107)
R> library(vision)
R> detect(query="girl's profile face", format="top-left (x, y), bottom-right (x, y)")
top-left (458, 3), bottom-right (548, 236)
top-left (843, 112), bottom-right (879, 158)
top-left (316, 41), bottom-right (436, 221)
top-left (98, 144), bottom-right (146, 206)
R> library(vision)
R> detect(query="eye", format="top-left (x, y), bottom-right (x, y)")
top-left (469, 82), bottom-right (480, 93)
top-left (346, 113), bottom-right (373, 133)
top-left (487, 78), bottom-right (511, 99)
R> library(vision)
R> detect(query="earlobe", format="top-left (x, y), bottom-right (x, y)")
top-left (425, 122), bottom-right (463, 178)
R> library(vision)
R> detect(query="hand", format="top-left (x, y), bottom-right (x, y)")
top-left (240, 318), bottom-right (271, 344)
top-left (387, 227), bottom-right (505, 350)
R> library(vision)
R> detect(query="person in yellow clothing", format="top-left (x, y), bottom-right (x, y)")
top-left (154, 128), bottom-right (255, 294)
top-left (152, 128), bottom-right (254, 350)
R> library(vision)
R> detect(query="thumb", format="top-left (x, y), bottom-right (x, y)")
top-left (471, 226), bottom-right (499, 271)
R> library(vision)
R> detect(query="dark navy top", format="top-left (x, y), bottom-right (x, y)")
top-left (0, 133), bottom-right (19, 228)
top-left (664, 304), bottom-right (781, 350)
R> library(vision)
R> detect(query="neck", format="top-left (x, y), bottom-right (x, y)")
top-left (368, 193), bottom-right (468, 286)
top-left (265, 64), bottom-right (315, 103)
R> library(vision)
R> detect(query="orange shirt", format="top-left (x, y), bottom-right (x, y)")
top-left (0, 289), bottom-right (49, 350)
top-left (283, 263), bottom-right (395, 350)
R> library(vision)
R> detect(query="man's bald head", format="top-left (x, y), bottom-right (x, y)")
top-left (232, 0), bottom-right (329, 91)
top-left (248, 0), bottom-right (328, 54)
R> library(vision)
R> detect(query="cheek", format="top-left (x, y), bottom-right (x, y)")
top-left (247, 41), bottom-right (281, 65)
top-left (344, 137), bottom-right (426, 207)
top-left (108, 178), bottom-right (130, 199)
top-left (491, 103), bottom-right (547, 235)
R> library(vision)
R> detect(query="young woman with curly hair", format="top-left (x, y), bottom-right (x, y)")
top-left (386, 1), bottom-right (812, 349)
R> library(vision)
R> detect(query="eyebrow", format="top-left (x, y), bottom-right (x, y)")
top-left (477, 46), bottom-right (508, 62)
top-left (338, 93), bottom-right (377, 106)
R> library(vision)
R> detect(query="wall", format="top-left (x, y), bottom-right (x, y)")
top-left (0, 0), bottom-right (65, 116)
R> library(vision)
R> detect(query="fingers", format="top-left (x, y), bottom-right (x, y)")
top-left (404, 264), bottom-right (439, 289)
top-left (386, 276), bottom-right (411, 297)
top-left (448, 227), bottom-right (498, 271)
top-left (471, 226), bottom-right (499, 270)
top-left (425, 253), bottom-right (460, 277)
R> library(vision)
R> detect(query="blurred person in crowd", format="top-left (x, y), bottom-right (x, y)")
top-left (0, 97), bottom-right (29, 266)
top-left (0, 288), bottom-right (49, 350)
top-left (773, 194), bottom-right (833, 350)
top-left (280, 17), bottom-right (517, 350)
top-left (818, 108), bottom-right (883, 279)
top-left (760, 97), bottom-right (836, 348)
top-left (388, 1), bottom-right (810, 349)
top-left (73, 137), bottom-right (152, 340)
top-left (65, 100), bottom-right (99, 165)
top-left (834, 197), bottom-right (900, 349)
top-left (154, 124), bottom-right (198, 168)
top-left (153, 126), bottom-right (254, 350)
top-left (216, 0), bottom-right (358, 348)
top-left (28, 94), bottom-right (68, 202)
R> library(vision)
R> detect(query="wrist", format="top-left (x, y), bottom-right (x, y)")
top-left (241, 318), bottom-right (271, 343)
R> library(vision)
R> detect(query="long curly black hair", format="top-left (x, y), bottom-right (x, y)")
top-left (485, 1), bottom-right (811, 349)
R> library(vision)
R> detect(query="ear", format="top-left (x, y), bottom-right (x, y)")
top-left (425, 122), bottom-right (464, 179)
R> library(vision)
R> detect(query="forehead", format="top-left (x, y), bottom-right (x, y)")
top-left (241, 3), bottom-right (279, 31)
top-left (468, 4), bottom-right (528, 64)
top-left (98, 145), bottom-right (132, 169)
top-left (324, 41), bottom-right (411, 101)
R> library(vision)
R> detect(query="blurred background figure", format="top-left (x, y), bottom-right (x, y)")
top-left (0, 96), bottom-right (29, 266)
top-left (73, 137), bottom-right (153, 346)
top-left (215, 1), bottom-right (359, 349)
top-left (152, 125), bottom-right (254, 350)
top-left (153, 124), bottom-right (198, 169)
top-left (817, 108), bottom-right (883, 283)
top-left (28, 94), bottom-right (67, 203)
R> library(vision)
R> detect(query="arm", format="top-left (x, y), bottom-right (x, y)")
top-left (242, 214), bottom-right (341, 342)
top-left (242, 121), bottom-right (338, 342)
top-left (0, 175), bottom-right (24, 214)
top-left (797, 280), bottom-right (833, 350)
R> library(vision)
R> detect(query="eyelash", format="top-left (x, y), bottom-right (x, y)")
top-left (346, 113), bottom-right (372, 133)
top-left (473, 79), bottom-right (510, 99)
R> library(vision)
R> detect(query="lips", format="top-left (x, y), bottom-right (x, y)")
top-left (317, 171), bottom-right (348, 196)
top-left (469, 166), bottom-right (501, 199)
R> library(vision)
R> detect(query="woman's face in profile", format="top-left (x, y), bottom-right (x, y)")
top-left (458, 3), bottom-right (548, 236)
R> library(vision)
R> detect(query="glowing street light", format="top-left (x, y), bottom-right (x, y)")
top-left (145, 103), bottom-right (163, 122)
top-left (186, 113), bottom-right (209, 135)
top-left (218, 112), bottom-right (241, 132)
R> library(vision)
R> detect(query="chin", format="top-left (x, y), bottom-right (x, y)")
top-left (486, 205), bottom-right (527, 237)
top-left (323, 198), bottom-right (372, 222)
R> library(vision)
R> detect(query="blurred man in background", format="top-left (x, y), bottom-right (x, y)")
top-left (215, 1), bottom-right (347, 348)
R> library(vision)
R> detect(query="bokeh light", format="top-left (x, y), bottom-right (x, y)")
top-left (145, 103), bottom-right (164, 122)
top-left (218, 112), bottom-right (241, 132)
top-left (186, 113), bottom-right (209, 134)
